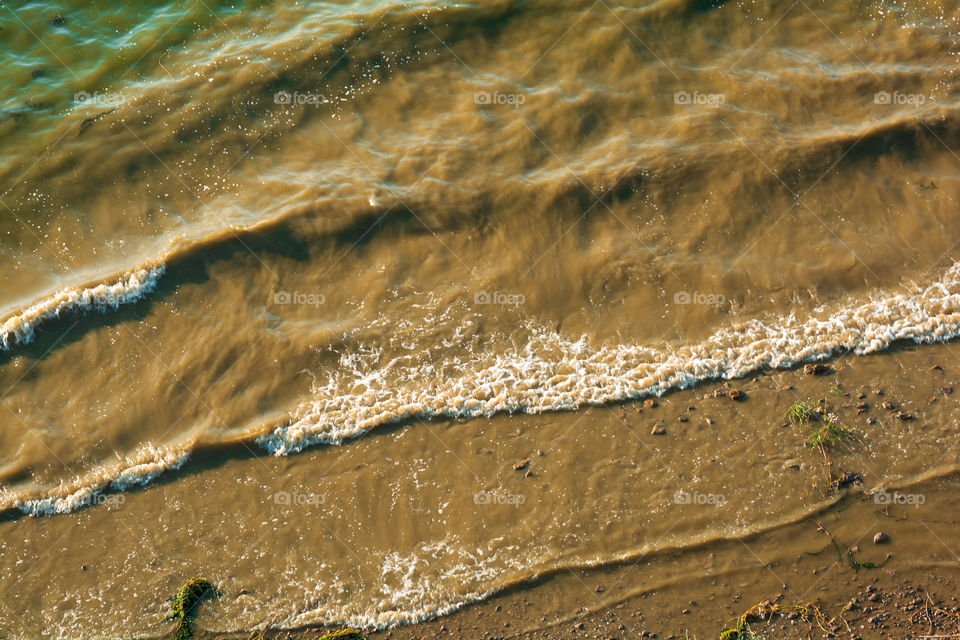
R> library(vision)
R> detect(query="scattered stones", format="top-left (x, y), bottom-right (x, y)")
top-left (651, 423), bottom-right (666, 436)
top-left (866, 417), bottom-right (877, 425)
top-left (687, 405), bottom-right (696, 411)
top-left (896, 411), bottom-right (913, 421)
top-left (882, 401), bottom-right (896, 411)
top-left (48, 14), bottom-right (65, 27)
top-left (873, 531), bottom-right (889, 545)
top-left (930, 364), bottom-right (944, 371)
top-left (643, 398), bottom-right (657, 409)
top-left (536, 449), bottom-right (546, 457)
top-left (873, 388), bottom-right (884, 395)
top-left (705, 418), bottom-right (715, 426)
top-left (677, 415), bottom-right (688, 423)
top-left (943, 386), bottom-right (953, 395)
top-left (512, 458), bottom-right (530, 471)
top-left (728, 389), bottom-right (743, 401)
top-left (804, 363), bottom-right (833, 375)
top-left (595, 585), bottom-right (605, 593)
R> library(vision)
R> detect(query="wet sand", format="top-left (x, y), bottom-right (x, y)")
top-left (126, 341), bottom-right (960, 640)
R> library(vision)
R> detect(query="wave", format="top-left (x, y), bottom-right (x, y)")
top-left (259, 261), bottom-right (960, 455)
top-left (267, 498), bottom-right (843, 632)
top-left (0, 265), bottom-right (165, 350)
top-left (0, 443), bottom-right (189, 516)
top-left (7, 261), bottom-right (960, 516)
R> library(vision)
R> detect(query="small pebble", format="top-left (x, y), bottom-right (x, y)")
top-left (873, 531), bottom-right (889, 544)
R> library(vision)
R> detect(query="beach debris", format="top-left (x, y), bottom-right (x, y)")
top-left (718, 600), bottom-right (834, 640)
top-left (677, 415), bottom-right (688, 423)
top-left (318, 631), bottom-right (366, 640)
top-left (512, 458), bottom-right (530, 471)
top-left (643, 398), bottom-right (657, 409)
top-left (167, 578), bottom-right (217, 640)
top-left (728, 389), bottom-right (743, 401)
top-left (895, 410), bottom-right (913, 421)
top-left (803, 363), bottom-right (833, 375)
top-left (650, 422), bottom-right (666, 435)
top-left (595, 585), bottom-right (605, 593)
top-left (873, 531), bottom-right (889, 545)
top-left (808, 419), bottom-right (858, 453)
top-left (786, 401), bottom-right (816, 425)
top-left (835, 471), bottom-right (862, 488)
top-left (942, 386), bottom-right (953, 395)
top-left (48, 14), bottom-right (65, 26)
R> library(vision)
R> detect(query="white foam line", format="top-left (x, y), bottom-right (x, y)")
top-left (0, 445), bottom-right (189, 516)
top-left (260, 262), bottom-right (960, 455)
top-left (0, 265), bottom-right (166, 350)
top-left (9, 262), bottom-right (960, 516)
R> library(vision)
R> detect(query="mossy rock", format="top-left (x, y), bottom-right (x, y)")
top-left (318, 630), bottom-right (366, 640)
top-left (168, 578), bottom-right (217, 640)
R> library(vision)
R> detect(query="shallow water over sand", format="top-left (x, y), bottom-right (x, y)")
top-left (2, 0), bottom-right (960, 636)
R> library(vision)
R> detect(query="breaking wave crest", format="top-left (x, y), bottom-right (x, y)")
top-left (259, 262), bottom-right (960, 455)
top-left (9, 261), bottom-right (960, 515)
top-left (0, 444), bottom-right (190, 516)
top-left (0, 265), bottom-right (166, 350)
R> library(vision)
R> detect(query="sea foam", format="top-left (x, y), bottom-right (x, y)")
top-left (0, 265), bottom-right (165, 349)
top-left (259, 262), bottom-right (960, 455)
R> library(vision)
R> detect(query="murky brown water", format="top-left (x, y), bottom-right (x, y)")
top-left (2, 0), bottom-right (960, 636)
